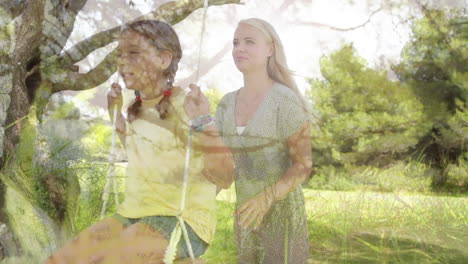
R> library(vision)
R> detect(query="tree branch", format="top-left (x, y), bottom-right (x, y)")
top-left (293, 8), bottom-right (382, 31)
top-left (61, 0), bottom-right (242, 66)
top-left (51, 50), bottom-right (118, 93)
top-left (59, 27), bottom-right (121, 67)
top-left (48, 0), bottom-right (242, 93)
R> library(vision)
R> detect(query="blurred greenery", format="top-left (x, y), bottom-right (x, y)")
top-left (204, 86), bottom-right (224, 115)
top-left (306, 9), bottom-right (467, 193)
top-left (393, 9), bottom-right (467, 191)
top-left (308, 44), bottom-right (428, 167)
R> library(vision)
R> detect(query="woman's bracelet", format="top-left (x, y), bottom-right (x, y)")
top-left (191, 114), bottom-right (215, 132)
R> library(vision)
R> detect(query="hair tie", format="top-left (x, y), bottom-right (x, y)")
top-left (163, 90), bottom-right (172, 97)
top-left (134, 91), bottom-right (142, 102)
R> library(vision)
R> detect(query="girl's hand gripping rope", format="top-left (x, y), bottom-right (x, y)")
top-left (184, 84), bottom-right (211, 120)
top-left (107, 83), bottom-right (123, 112)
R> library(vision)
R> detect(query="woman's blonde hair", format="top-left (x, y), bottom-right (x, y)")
top-left (239, 18), bottom-right (308, 109)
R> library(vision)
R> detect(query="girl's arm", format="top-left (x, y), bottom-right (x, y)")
top-left (196, 123), bottom-right (235, 189)
top-left (184, 84), bottom-right (235, 189)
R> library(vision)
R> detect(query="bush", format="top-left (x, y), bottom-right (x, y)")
top-left (308, 45), bottom-right (429, 168)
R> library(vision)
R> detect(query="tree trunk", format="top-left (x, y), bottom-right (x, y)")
top-left (1, 1), bottom-right (44, 258)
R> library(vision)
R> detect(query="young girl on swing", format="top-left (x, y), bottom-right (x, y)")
top-left (44, 20), bottom-right (233, 264)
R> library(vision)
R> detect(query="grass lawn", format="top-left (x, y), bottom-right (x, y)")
top-left (203, 188), bottom-right (467, 264)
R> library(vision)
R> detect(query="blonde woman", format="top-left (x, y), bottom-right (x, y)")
top-left (186, 18), bottom-right (312, 264)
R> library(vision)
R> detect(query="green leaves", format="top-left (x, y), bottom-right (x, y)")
top-left (309, 45), bottom-right (427, 166)
top-left (394, 9), bottom-right (467, 189)
top-left (308, 9), bottom-right (467, 191)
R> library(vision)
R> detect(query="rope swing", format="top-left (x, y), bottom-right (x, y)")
top-left (101, 1), bottom-right (211, 263)
top-left (100, 0), bottom-right (127, 221)
top-left (164, 1), bottom-right (210, 262)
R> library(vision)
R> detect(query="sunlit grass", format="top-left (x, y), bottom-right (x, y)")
top-left (201, 187), bottom-right (237, 263)
top-left (204, 187), bottom-right (468, 264)
top-left (2, 176), bottom-right (465, 263)
top-left (308, 161), bottom-right (438, 193)
top-left (305, 190), bottom-right (467, 263)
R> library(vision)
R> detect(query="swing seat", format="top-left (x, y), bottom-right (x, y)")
top-left (174, 258), bottom-right (206, 264)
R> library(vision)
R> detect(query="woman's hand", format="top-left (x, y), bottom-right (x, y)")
top-left (184, 84), bottom-right (210, 120)
top-left (235, 189), bottom-right (275, 230)
top-left (107, 83), bottom-right (123, 112)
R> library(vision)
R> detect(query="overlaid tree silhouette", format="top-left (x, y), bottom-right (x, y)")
top-left (0, 0), bottom-right (240, 260)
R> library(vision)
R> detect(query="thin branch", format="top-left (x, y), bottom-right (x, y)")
top-left (178, 42), bottom-right (232, 87)
top-left (25, 65), bottom-right (40, 80)
top-left (293, 8), bottom-right (382, 32)
top-left (179, 0), bottom-right (296, 85)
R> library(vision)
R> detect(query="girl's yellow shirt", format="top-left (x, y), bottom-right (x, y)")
top-left (117, 91), bottom-right (216, 244)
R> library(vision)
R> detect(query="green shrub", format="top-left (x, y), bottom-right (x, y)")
top-left (308, 45), bottom-right (429, 168)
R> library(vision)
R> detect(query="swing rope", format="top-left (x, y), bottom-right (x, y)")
top-left (163, 129), bottom-right (195, 263)
top-left (164, 0), bottom-right (210, 262)
top-left (100, 0), bottom-right (127, 220)
top-left (99, 102), bottom-right (119, 220)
